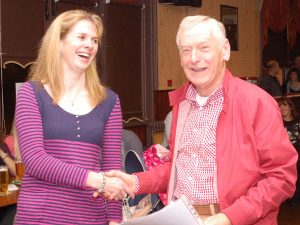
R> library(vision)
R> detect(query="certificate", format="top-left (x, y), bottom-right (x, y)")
top-left (121, 195), bottom-right (204, 225)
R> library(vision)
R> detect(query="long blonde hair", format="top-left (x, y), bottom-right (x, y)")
top-left (28, 10), bottom-right (106, 106)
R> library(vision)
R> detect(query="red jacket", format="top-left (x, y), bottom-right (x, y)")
top-left (136, 69), bottom-right (297, 225)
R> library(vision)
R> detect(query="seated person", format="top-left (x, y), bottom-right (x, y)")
top-left (260, 60), bottom-right (283, 96)
top-left (286, 68), bottom-right (300, 93)
top-left (161, 111), bottom-right (172, 149)
top-left (277, 97), bottom-right (300, 205)
top-left (0, 129), bottom-right (17, 225)
top-left (0, 129), bottom-right (16, 176)
top-left (289, 55), bottom-right (300, 74)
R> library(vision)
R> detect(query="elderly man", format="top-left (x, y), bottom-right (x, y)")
top-left (105, 15), bottom-right (297, 225)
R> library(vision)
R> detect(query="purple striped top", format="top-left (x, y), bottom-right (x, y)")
top-left (14, 82), bottom-right (123, 224)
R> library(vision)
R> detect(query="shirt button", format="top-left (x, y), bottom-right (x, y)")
top-left (77, 127), bottom-right (80, 130)
top-left (77, 134), bottom-right (80, 138)
top-left (77, 121), bottom-right (80, 123)
top-left (76, 115), bottom-right (79, 118)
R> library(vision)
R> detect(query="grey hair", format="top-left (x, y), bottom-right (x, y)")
top-left (176, 15), bottom-right (227, 48)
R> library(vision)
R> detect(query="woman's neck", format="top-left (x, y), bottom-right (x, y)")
top-left (283, 115), bottom-right (293, 121)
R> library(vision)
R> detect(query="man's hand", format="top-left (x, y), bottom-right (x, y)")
top-left (93, 170), bottom-right (136, 200)
top-left (204, 213), bottom-right (232, 225)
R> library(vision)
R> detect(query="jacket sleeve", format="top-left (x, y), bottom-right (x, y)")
top-left (222, 94), bottom-right (298, 225)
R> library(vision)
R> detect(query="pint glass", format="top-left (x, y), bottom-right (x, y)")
top-left (0, 165), bottom-right (9, 195)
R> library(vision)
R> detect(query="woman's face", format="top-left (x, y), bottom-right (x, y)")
top-left (289, 72), bottom-right (298, 82)
top-left (59, 19), bottom-right (99, 74)
top-left (279, 101), bottom-right (292, 119)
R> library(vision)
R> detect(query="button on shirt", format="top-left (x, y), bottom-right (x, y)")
top-left (174, 84), bottom-right (224, 204)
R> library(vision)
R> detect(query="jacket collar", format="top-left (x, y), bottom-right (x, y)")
top-left (169, 69), bottom-right (233, 113)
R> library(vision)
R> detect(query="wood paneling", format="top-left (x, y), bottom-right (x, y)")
top-left (154, 90), bottom-right (172, 121)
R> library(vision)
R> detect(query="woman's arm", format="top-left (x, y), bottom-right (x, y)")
top-left (0, 147), bottom-right (16, 176)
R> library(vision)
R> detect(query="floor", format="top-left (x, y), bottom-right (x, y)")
top-left (278, 202), bottom-right (300, 225)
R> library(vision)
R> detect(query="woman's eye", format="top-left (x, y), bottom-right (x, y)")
top-left (92, 39), bottom-right (99, 44)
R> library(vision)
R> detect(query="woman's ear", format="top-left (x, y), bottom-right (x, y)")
top-left (222, 39), bottom-right (231, 61)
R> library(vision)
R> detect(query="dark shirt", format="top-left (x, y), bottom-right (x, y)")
top-left (284, 119), bottom-right (300, 152)
top-left (260, 74), bottom-right (282, 97)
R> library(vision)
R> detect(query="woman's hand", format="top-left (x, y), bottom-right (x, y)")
top-left (109, 221), bottom-right (120, 225)
top-left (92, 170), bottom-right (136, 200)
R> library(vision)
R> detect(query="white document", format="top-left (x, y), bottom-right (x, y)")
top-left (121, 195), bottom-right (204, 225)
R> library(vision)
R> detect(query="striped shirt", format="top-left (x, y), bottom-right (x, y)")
top-left (174, 84), bottom-right (224, 204)
top-left (14, 82), bottom-right (122, 224)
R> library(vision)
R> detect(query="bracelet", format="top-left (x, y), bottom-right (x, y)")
top-left (1, 153), bottom-right (8, 160)
top-left (97, 172), bottom-right (106, 193)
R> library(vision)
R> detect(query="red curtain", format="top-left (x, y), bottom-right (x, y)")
top-left (262, 0), bottom-right (300, 49)
top-left (262, 0), bottom-right (289, 48)
top-left (289, 0), bottom-right (300, 48)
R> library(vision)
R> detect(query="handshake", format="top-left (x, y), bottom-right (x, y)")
top-left (90, 170), bottom-right (137, 201)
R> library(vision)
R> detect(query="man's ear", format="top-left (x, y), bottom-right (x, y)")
top-left (222, 39), bottom-right (231, 61)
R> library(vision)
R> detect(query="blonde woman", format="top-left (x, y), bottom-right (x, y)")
top-left (14, 10), bottom-right (131, 225)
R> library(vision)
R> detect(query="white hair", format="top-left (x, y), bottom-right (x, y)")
top-left (176, 15), bottom-right (227, 48)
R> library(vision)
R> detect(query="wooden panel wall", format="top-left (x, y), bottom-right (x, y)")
top-left (156, 0), bottom-right (261, 90)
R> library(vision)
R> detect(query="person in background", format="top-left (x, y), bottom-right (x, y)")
top-left (277, 96), bottom-right (300, 205)
top-left (161, 111), bottom-right (172, 149)
top-left (0, 129), bottom-right (16, 176)
top-left (289, 55), bottom-right (300, 74)
top-left (14, 10), bottom-right (131, 225)
top-left (104, 15), bottom-right (298, 225)
top-left (0, 128), bottom-right (17, 225)
top-left (260, 60), bottom-right (283, 96)
top-left (286, 68), bottom-right (300, 94)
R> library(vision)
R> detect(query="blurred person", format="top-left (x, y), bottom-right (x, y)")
top-left (104, 15), bottom-right (297, 225)
top-left (0, 129), bottom-right (16, 176)
top-left (278, 96), bottom-right (300, 205)
top-left (161, 111), bottom-right (172, 149)
top-left (260, 60), bottom-right (283, 96)
top-left (286, 68), bottom-right (300, 94)
top-left (14, 10), bottom-right (131, 225)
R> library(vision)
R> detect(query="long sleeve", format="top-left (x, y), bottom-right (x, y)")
top-left (101, 97), bottom-right (123, 222)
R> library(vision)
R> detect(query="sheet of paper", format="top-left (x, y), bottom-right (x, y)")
top-left (121, 195), bottom-right (204, 225)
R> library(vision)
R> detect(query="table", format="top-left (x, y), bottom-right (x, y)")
top-left (0, 189), bottom-right (19, 207)
top-left (0, 177), bottom-right (20, 208)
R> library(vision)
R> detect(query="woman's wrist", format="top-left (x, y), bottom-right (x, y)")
top-left (97, 172), bottom-right (106, 193)
top-left (0, 149), bottom-right (8, 160)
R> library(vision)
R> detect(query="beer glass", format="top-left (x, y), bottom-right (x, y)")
top-left (15, 154), bottom-right (25, 183)
top-left (0, 165), bottom-right (9, 195)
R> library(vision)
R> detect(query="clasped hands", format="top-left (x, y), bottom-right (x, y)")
top-left (92, 170), bottom-right (136, 201)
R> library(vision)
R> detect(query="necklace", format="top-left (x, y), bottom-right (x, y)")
top-left (65, 93), bottom-right (76, 107)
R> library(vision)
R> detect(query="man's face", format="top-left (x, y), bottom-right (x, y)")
top-left (178, 23), bottom-right (229, 96)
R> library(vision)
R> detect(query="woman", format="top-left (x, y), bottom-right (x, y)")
top-left (0, 129), bottom-right (16, 176)
top-left (278, 96), bottom-right (300, 205)
top-left (14, 10), bottom-right (129, 224)
top-left (286, 69), bottom-right (300, 93)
